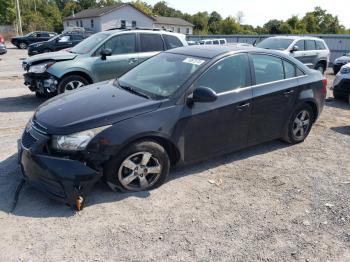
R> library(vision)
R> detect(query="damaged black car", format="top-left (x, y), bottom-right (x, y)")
top-left (18, 46), bottom-right (326, 210)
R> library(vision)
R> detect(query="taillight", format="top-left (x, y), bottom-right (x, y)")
top-left (321, 78), bottom-right (327, 95)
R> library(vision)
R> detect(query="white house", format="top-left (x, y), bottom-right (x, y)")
top-left (63, 3), bottom-right (193, 35)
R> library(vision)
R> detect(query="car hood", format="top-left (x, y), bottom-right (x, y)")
top-left (24, 50), bottom-right (77, 65)
top-left (34, 80), bottom-right (162, 135)
top-left (335, 56), bottom-right (350, 63)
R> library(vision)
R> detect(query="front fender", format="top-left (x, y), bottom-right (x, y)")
top-left (47, 63), bottom-right (95, 82)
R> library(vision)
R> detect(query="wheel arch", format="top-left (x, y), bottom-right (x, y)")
top-left (60, 71), bottom-right (93, 84)
top-left (296, 99), bottom-right (319, 122)
top-left (114, 135), bottom-right (181, 166)
top-left (316, 59), bottom-right (327, 69)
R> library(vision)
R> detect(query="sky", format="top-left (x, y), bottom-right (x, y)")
top-left (145, 0), bottom-right (350, 28)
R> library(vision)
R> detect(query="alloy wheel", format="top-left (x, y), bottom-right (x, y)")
top-left (118, 152), bottom-right (162, 191)
top-left (64, 80), bottom-right (85, 92)
top-left (19, 42), bottom-right (27, 49)
top-left (292, 110), bottom-right (311, 140)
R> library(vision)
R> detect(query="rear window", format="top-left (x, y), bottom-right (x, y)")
top-left (316, 41), bottom-right (326, 50)
top-left (140, 34), bottom-right (164, 52)
top-left (305, 40), bottom-right (316, 51)
top-left (163, 34), bottom-right (183, 49)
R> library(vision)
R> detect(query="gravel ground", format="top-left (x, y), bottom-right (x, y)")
top-left (0, 46), bottom-right (349, 261)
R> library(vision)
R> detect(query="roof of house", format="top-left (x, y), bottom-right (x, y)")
top-left (153, 16), bottom-right (194, 27)
top-left (63, 3), bottom-right (138, 21)
top-left (63, 3), bottom-right (193, 27)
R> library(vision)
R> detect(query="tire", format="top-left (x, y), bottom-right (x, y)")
top-left (19, 42), bottom-right (27, 49)
top-left (104, 141), bottom-right (170, 192)
top-left (57, 75), bottom-right (89, 94)
top-left (281, 104), bottom-right (314, 144)
top-left (315, 63), bottom-right (325, 74)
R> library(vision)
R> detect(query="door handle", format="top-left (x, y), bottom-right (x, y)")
top-left (129, 58), bottom-right (138, 64)
top-left (236, 103), bottom-right (250, 111)
top-left (283, 90), bottom-right (295, 96)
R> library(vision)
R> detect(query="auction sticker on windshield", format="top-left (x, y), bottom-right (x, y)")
top-left (183, 57), bottom-right (205, 66)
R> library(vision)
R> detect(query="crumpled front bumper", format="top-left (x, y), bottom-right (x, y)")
top-left (18, 130), bottom-right (102, 207)
top-left (24, 72), bottom-right (58, 94)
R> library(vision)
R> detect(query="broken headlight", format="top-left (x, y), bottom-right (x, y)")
top-left (28, 61), bottom-right (55, 74)
top-left (51, 125), bottom-right (111, 151)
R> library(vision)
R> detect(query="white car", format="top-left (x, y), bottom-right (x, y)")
top-left (332, 63), bottom-right (350, 101)
top-left (199, 38), bottom-right (227, 45)
top-left (257, 36), bottom-right (330, 74)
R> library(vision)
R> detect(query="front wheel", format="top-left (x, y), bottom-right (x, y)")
top-left (104, 141), bottom-right (170, 192)
top-left (282, 104), bottom-right (314, 144)
top-left (57, 75), bottom-right (89, 94)
top-left (19, 42), bottom-right (27, 49)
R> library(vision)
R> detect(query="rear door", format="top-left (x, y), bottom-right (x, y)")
top-left (248, 53), bottom-right (299, 143)
top-left (91, 33), bottom-right (139, 81)
top-left (137, 33), bottom-right (165, 63)
top-left (303, 40), bottom-right (319, 68)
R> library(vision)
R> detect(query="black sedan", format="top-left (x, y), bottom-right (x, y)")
top-left (18, 46), bottom-right (327, 210)
top-left (11, 31), bottom-right (57, 49)
top-left (27, 32), bottom-right (93, 56)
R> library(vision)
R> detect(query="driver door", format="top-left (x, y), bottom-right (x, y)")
top-left (91, 33), bottom-right (139, 82)
top-left (180, 54), bottom-right (253, 162)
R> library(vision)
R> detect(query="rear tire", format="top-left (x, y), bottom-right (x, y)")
top-left (57, 75), bottom-right (89, 94)
top-left (104, 141), bottom-right (170, 192)
top-left (282, 104), bottom-right (314, 144)
top-left (315, 63), bottom-right (325, 74)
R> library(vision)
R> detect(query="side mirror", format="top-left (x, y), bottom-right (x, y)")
top-left (189, 87), bottom-right (218, 104)
top-left (290, 45), bottom-right (299, 53)
top-left (100, 48), bottom-right (112, 60)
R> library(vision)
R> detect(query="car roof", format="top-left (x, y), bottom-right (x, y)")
top-left (166, 45), bottom-right (265, 59)
top-left (268, 36), bottom-right (324, 41)
top-left (105, 29), bottom-right (184, 37)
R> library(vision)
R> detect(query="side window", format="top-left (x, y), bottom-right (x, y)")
top-left (140, 34), bottom-right (164, 52)
top-left (213, 40), bottom-right (220, 45)
top-left (219, 40), bottom-right (225, 44)
top-left (283, 60), bottom-right (296, 79)
top-left (295, 40), bottom-right (305, 51)
top-left (197, 54), bottom-right (248, 94)
top-left (30, 33), bottom-right (38, 38)
top-left (305, 40), bottom-right (316, 51)
top-left (59, 35), bottom-right (71, 42)
top-left (71, 35), bottom-right (84, 41)
top-left (163, 34), bottom-right (183, 49)
top-left (40, 32), bottom-right (49, 37)
top-left (104, 34), bottom-right (136, 55)
top-left (252, 54), bottom-right (284, 84)
top-left (296, 68), bottom-right (305, 76)
top-left (316, 41), bottom-right (326, 50)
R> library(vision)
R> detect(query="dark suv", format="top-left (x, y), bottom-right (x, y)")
top-left (11, 31), bottom-right (57, 49)
top-left (28, 32), bottom-right (93, 56)
top-left (19, 46), bottom-right (326, 210)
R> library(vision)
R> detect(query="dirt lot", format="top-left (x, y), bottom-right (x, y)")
top-left (0, 45), bottom-right (349, 261)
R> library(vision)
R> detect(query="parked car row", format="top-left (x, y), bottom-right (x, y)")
top-left (17, 28), bottom-right (327, 210)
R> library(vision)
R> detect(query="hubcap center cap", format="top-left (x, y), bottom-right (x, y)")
top-left (134, 165), bottom-right (148, 177)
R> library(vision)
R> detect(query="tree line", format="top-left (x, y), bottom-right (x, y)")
top-left (1, 0), bottom-right (349, 35)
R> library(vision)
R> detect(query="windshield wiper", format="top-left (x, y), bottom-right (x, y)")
top-left (118, 82), bottom-right (151, 99)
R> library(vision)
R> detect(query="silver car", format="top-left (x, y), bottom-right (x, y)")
top-left (257, 36), bottom-right (330, 74)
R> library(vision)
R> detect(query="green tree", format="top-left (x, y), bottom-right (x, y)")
top-left (131, 0), bottom-right (153, 16)
top-left (208, 11), bottom-right (222, 34)
top-left (218, 16), bottom-right (240, 34)
top-left (192, 12), bottom-right (209, 34)
top-left (0, 0), bottom-right (16, 24)
top-left (263, 19), bottom-right (284, 34)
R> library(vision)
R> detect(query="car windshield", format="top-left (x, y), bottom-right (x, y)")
top-left (70, 33), bottom-right (109, 54)
top-left (257, 38), bottom-right (294, 50)
top-left (117, 53), bottom-right (207, 98)
top-left (48, 34), bottom-right (60, 42)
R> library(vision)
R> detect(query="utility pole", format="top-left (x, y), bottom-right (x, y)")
top-left (15, 0), bottom-right (23, 35)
